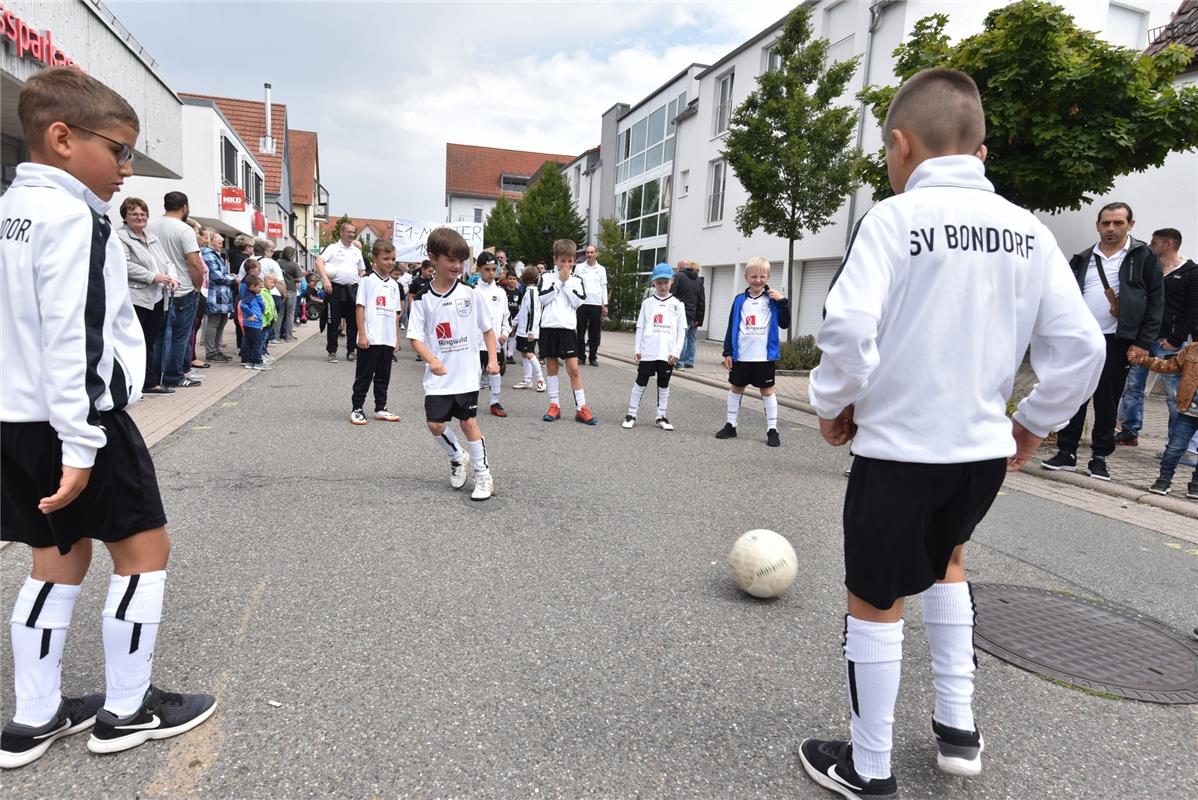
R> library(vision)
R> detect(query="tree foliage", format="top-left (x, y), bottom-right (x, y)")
top-left (597, 217), bottom-right (639, 322)
top-left (722, 4), bottom-right (864, 259)
top-left (515, 165), bottom-right (586, 265)
top-left (483, 195), bottom-right (519, 253)
top-left (858, 0), bottom-right (1198, 212)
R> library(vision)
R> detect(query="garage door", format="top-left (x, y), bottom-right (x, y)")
top-left (796, 259), bottom-right (841, 337)
top-left (706, 265), bottom-right (737, 342)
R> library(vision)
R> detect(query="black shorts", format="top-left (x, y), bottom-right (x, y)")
top-left (843, 456), bottom-right (1006, 610)
top-left (539, 328), bottom-right (578, 360)
top-left (515, 336), bottom-right (536, 354)
top-left (729, 360), bottom-right (776, 389)
top-left (479, 350), bottom-right (506, 376)
top-left (425, 391), bottom-right (479, 423)
top-left (1, 411), bottom-right (167, 555)
top-left (635, 360), bottom-right (674, 388)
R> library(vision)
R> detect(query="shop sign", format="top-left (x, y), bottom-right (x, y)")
top-left (253, 211), bottom-right (265, 233)
top-left (266, 221), bottom-right (284, 239)
top-left (220, 186), bottom-right (245, 212)
top-left (1, 4), bottom-right (79, 67)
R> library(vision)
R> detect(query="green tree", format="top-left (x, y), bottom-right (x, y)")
top-left (597, 217), bottom-right (639, 322)
top-left (722, 4), bottom-right (864, 339)
top-left (483, 195), bottom-right (520, 254)
top-left (515, 164), bottom-right (585, 265)
top-left (858, 0), bottom-right (1198, 212)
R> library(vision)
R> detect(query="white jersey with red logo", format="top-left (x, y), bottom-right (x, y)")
top-left (407, 280), bottom-right (493, 395)
top-left (737, 291), bottom-right (772, 362)
top-left (475, 279), bottom-right (511, 351)
top-left (355, 271), bottom-right (403, 348)
top-left (634, 292), bottom-right (686, 362)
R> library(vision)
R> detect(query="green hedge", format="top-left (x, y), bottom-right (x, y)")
top-left (778, 335), bottom-right (822, 371)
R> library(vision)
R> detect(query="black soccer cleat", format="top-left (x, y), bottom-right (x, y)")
top-left (798, 738), bottom-right (899, 799)
top-left (715, 422), bottom-right (737, 439)
top-left (932, 718), bottom-right (984, 777)
top-left (0, 695), bottom-right (103, 769)
top-left (87, 686), bottom-right (216, 754)
top-left (766, 428), bottom-right (781, 447)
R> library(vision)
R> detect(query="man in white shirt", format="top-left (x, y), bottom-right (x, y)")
top-left (1041, 202), bottom-right (1163, 480)
top-left (316, 222), bottom-right (366, 363)
top-left (574, 244), bottom-right (608, 367)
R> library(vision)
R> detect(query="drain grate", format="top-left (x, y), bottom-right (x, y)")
top-left (972, 583), bottom-right (1198, 704)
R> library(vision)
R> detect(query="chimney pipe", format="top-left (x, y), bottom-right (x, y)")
top-left (260, 82), bottom-right (276, 155)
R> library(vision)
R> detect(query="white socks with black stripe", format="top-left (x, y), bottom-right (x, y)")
top-left (628, 383), bottom-right (645, 416)
top-left (573, 388), bottom-right (586, 409)
top-left (465, 438), bottom-right (491, 480)
top-left (726, 391), bottom-right (742, 426)
top-left (844, 615), bottom-right (904, 781)
top-left (923, 581), bottom-right (977, 731)
top-left (10, 578), bottom-right (81, 725)
top-left (548, 375), bottom-right (560, 404)
top-left (657, 387), bottom-right (670, 417)
top-left (763, 393), bottom-right (778, 430)
top-left (488, 374), bottom-right (502, 405)
top-left (435, 428), bottom-right (465, 464)
top-left (101, 571), bottom-right (166, 717)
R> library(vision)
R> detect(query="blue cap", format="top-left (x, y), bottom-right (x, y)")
top-left (651, 263), bottom-right (673, 282)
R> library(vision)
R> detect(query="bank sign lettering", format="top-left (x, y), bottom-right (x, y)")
top-left (1, 5), bottom-right (79, 67)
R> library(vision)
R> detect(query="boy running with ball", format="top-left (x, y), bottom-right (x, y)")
top-left (802, 68), bottom-right (1104, 798)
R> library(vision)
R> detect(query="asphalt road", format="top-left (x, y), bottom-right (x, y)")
top-left (3, 336), bottom-right (1196, 799)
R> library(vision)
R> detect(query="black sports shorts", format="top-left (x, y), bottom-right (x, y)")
top-left (424, 391), bottom-right (480, 423)
top-left (728, 360), bottom-right (775, 389)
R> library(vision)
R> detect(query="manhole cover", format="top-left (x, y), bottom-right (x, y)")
top-left (972, 584), bottom-right (1198, 704)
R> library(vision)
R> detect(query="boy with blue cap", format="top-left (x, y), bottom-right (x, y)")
top-left (622, 264), bottom-right (687, 430)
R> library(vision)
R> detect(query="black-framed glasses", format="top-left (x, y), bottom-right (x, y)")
top-left (68, 124), bottom-right (135, 166)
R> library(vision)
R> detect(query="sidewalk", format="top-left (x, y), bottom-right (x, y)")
top-left (595, 329), bottom-right (1198, 520)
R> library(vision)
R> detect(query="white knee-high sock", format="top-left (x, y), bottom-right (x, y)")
top-left (923, 581), bottom-right (977, 731)
top-left (102, 571), bottom-right (166, 717)
top-left (573, 388), bottom-right (586, 409)
top-left (762, 393), bottom-right (778, 430)
top-left (844, 615), bottom-right (904, 781)
top-left (726, 391), bottom-right (742, 426)
top-left (657, 387), bottom-right (670, 417)
top-left (522, 358), bottom-right (533, 383)
top-left (10, 578), bottom-right (81, 725)
top-left (434, 429), bottom-right (464, 463)
top-left (488, 374), bottom-right (502, 405)
top-left (628, 383), bottom-right (646, 416)
top-left (531, 358), bottom-right (544, 382)
top-left (548, 375), bottom-right (560, 404)
top-left (466, 438), bottom-right (491, 480)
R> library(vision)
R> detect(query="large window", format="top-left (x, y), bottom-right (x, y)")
top-left (616, 89), bottom-right (686, 185)
top-left (501, 174), bottom-right (529, 193)
top-left (707, 159), bottom-right (727, 225)
top-left (242, 161), bottom-right (252, 193)
top-left (713, 71), bottom-right (734, 136)
top-left (221, 136), bottom-right (237, 185)
top-left (824, 1), bottom-right (856, 68)
top-left (252, 172), bottom-right (264, 210)
top-left (473, 207), bottom-right (483, 224)
top-left (619, 176), bottom-right (671, 243)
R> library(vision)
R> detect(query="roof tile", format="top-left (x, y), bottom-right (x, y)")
top-left (446, 143), bottom-right (578, 200)
top-left (181, 92), bottom-right (289, 196)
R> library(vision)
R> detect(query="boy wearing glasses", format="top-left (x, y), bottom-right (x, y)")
top-left (0, 68), bottom-right (215, 769)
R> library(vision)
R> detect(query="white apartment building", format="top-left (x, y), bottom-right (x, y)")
top-left (563, 146), bottom-right (602, 247)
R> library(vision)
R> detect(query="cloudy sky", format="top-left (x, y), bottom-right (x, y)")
top-left (109, 0), bottom-right (796, 221)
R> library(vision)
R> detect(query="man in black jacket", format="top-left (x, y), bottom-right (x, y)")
top-left (670, 259), bottom-right (705, 369)
top-left (1115, 227), bottom-right (1198, 447)
top-left (1042, 202), bottom-right (1163, 480)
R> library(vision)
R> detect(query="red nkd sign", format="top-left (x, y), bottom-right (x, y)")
top-left (220, 187), bottom-right (246, 212)
top-left (266, 221), bottom-right (284, 239)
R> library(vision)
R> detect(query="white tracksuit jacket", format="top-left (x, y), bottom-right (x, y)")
top-left (809, 155), bottom-right (1105, 463)
top-left (634, 293), bottom-right (687, 363)
top-left (0, 163), bottom-right (146, 468)
top-left (514, 288), bottom-right (539, 338)
top-left (476, 280), bottom-right (511, 351)
top-left (535, 271), bottom-right (586, 332)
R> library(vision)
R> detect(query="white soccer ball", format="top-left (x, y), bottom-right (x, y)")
top-left (729, 529), bottom-right (798, 598)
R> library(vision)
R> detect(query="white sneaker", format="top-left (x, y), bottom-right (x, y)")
top-left (449, 460), bottom-right (467, 489)
top-left (252, 363), bottom-right (272, 371)
top-left (622, 414), bottom-right (636, 429)
top-left (535, 379), bottom-right (546, 392)
top-left (511, 381), bottom-right (531, 390)
top-left (374, 409), bottom-right (400, 422)
top-left (471, 476), bottom-right (494, 501)
top-left (183, 371), bottom-right (205, 381)
top-left (655, 417), bottom-right (674, 431)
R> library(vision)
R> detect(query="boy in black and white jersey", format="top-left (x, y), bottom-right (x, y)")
top-left (350, 240), bottom-right (404, 425)
top-left (537, 239), bottom-right (597, 425)
top-left (407, 228), bottom-right (500, 501)
top-left (511, 266), bottom-right (546, 392)
top-left (0, 68), bottom-right (215, 769)
top-left (622, 264), bottom-right (686, 431)
top-left (800, 69), bottom-right (1105, 799)
top-left (474, 252), bottom-right (511, 417)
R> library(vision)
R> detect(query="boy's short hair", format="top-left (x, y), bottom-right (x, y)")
top-left (372, 239), bottom-right (395, 257)
top-left (1152, 227), bottom-right (1182, 247)
top-left (884, 68), bottom-right (985, 154)
top-left (521, 265), bottom-right (540, 286)
top-left (744, 256), bottom-right (771, 275)
top-left (426, 227), bottom-right (470, 260)
top-left (118, 197), bottom-right (148, 221)
top-left (163, 191), bottom-right (188, 212)
top-left (18, 66), bottom-right (139, 149)
top-left (1097, 201), bottom-right (1133, 222)
top-left (552, 239), bottom-right (576, 259)
top-left (243, 258), bottom-right (260, 273)
top-left (246, 274), bottom-right (262, 288)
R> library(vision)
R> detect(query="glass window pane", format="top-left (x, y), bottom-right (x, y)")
top-left (639, 248), bottom-right (656, 270)
top-left (648, 106), bottom-right (666, 146)
top-left (641, 179), bottom-right (660, 216)
top-left (630, 152), bottom-right (645, 178)
top-left (645, 143), bottom-right (663, 170)
top-left (667, 99), bottom-right (677, 133)
top-left (621, 130), bottom-right (631, 160)
top-left (659, 212), bottom-right (669, 236)
top-left (628, 184), bottom-right (643, 221)
top-left (626, 218), bottom-right (640, 240)
top-left (661, 176), bottom-right (672, 210)
top-left (617, 191), bottom-right (627, 221)
top-left (641, 214), bottom-right (658, 238)
top-left (678, 91), bottom-right (686, 108)
top-left (631, 118), bottom-right (647, 154)
top-left (617, 161), bottom-right (626, 184)
top-left (665, 137), bottom-right (675, 163)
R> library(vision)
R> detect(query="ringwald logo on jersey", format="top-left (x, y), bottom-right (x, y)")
top-left (435, 322), bottom-right (453, 340)
top-left (376, 295), bottom-right (387, 307)
top-left (745, 315), bottom-right (757, 327)
top-left (653, 313), bottom-right (664, 325)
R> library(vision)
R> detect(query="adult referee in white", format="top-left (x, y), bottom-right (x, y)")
top-left (574, 244), bottom-right (608, 366)
top-left (316, 221), bottom-right (366, 363)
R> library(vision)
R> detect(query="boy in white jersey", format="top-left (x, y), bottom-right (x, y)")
top-left (350, 240), bottom-right (404, 424)
top-left (537, 239), bottom-right (597, 424)
top-left (511, 266), bottom-right (546, 392)
top-left (799, 69), bottom-right (1104, 799)
top-left (474, 252), bottom-right (511, 417)
top-left (407, 228), bottom-right (499, 501)
top-left (715, 257), bottom-right (790, 447)
top-left (622, 264), bottom-right (686, 431)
